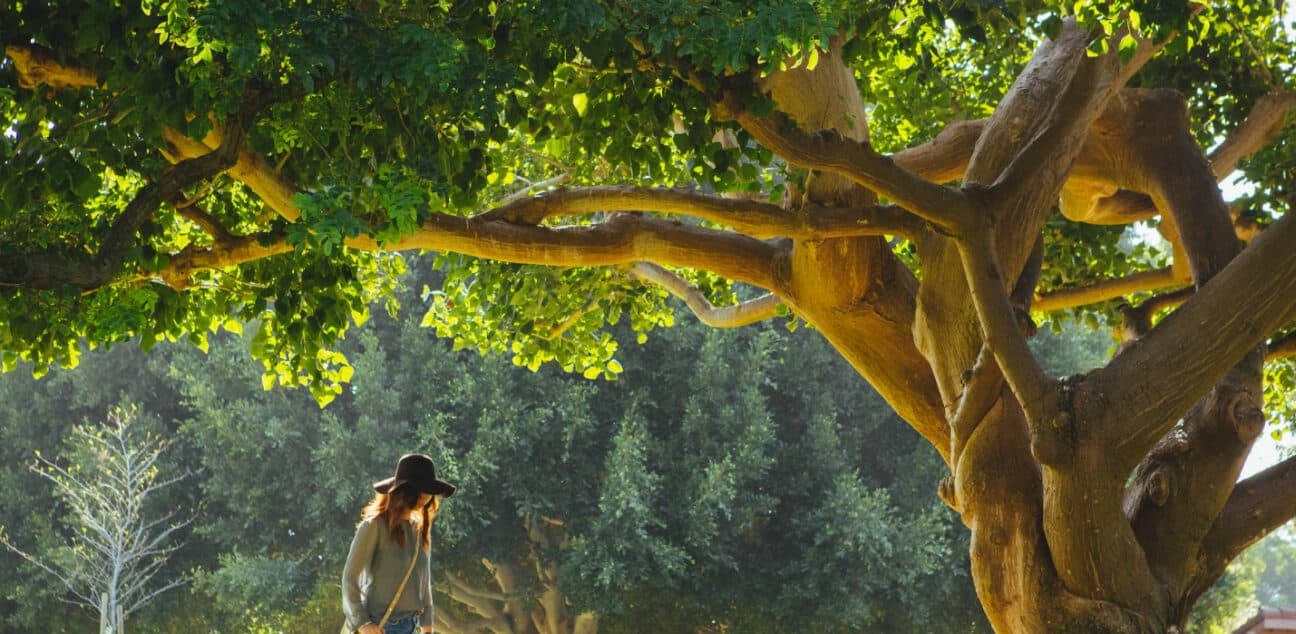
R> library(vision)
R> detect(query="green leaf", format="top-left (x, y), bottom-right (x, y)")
top-left (1117, 34), bottom-right (1138, 64)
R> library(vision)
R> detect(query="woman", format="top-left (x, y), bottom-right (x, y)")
top-left (342, 453), bottom-right (456, 634)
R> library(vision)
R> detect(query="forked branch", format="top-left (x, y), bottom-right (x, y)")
top-left (956, 231), bottom-right (1056, 450)
top-left (163, 207), bottom-right (785, 293)
top-left (714, 94), bottom-right (973, 232)
top-left (0, 86), bottom-right (267, 289)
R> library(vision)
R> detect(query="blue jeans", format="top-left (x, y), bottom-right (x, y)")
top-left (384, 614), bottom-right (418, 634)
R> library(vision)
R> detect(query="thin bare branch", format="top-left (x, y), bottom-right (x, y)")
top-left (1034, 267), bottom-right (1184, 313)
top-left (630, 263), bottom-right (782, 328)
top-left (0, 530), bottom-right (98, 609)
top-left (495, 173), bottom-right (572, 206)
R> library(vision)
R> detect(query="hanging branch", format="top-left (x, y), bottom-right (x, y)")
top-left (629, 262), bottom-right (783, 328)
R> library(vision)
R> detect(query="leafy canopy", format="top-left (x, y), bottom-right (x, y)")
top-left (0, 1), bottom-right (1290, 406)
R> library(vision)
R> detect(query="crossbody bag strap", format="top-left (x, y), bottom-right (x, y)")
top-left (377, 533), bottom-right (421, 628)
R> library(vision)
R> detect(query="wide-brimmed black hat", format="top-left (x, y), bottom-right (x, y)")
top-left (373, 454), bottom-right (457, 497)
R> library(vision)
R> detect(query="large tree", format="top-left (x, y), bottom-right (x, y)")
top-left (3, 2), bottom-right (1296, 631)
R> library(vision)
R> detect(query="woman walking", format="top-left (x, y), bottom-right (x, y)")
top-left (342, 453), bottom-right (456, 634)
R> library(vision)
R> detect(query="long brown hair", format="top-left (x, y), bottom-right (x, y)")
top-left (360, 486), bottom-right (440, 548)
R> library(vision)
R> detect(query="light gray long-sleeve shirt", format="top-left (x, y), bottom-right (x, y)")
top-left (342, 517), bottom-right (433, 631)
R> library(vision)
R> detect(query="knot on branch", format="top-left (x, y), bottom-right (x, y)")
top-left (1226, 393), bottom-right (1265, 442)
top-left (1116, 301), bottom-right (1151, 343)
top-left (810, 127), bottom-right (848, 146)
top-left (938, 474), bottom-right (960, 512)
top-left (1030, 378), bottom-right (1082, 466)
top-left (709, 74), bottom-right (759, 122)
top-left (1147, 469), bottom-right (1171, 507)
top-left (1031, 409), bottom-right (1075, 466)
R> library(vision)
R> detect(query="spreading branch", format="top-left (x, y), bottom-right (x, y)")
top-left (1195, 453), bottom-right (1296, 592)
top-left (1087, 208), bottom-right (1296, 460)
top-left (480, 185), bottom-right (925, 240)
top-left (0, 86), bottom-right (267, 289)
top-left (1208, 92), bottom-right (1296, 180)
top-left (162, 212), bottom-right (784, 293)
top-left (891, 119), bottom-right (987, 184)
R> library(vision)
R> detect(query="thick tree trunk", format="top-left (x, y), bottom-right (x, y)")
top-left (747, 24), bottom-right (1290, 632)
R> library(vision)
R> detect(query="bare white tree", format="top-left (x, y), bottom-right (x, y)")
top-left (0, 407), bottom-right (191, 633)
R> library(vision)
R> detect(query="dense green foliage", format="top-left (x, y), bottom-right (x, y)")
top-left (0, 269), bottom-right (987, 632)
top-left (2, 1), bottom-right (1290, 408)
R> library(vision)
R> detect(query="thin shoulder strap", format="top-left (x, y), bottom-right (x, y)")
top-left (377, 532), bottom-right (421, 627)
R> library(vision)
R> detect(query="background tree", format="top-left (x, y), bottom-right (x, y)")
top-left (4, 2), bottom-right (1296, 631)
top-left (165, 271), bottom-right (975, 634)
top-left (1, 267), bottom-right (988, 633)
top-left (0, 408), bottom-right (190, 633)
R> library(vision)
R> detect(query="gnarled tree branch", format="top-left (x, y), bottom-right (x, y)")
top-left (714, 94), bottom-right (973, 232)
top-left (161, 212), bottom-right (784, 294)
top-left (1085, 208), bottom-right (1296, 463)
